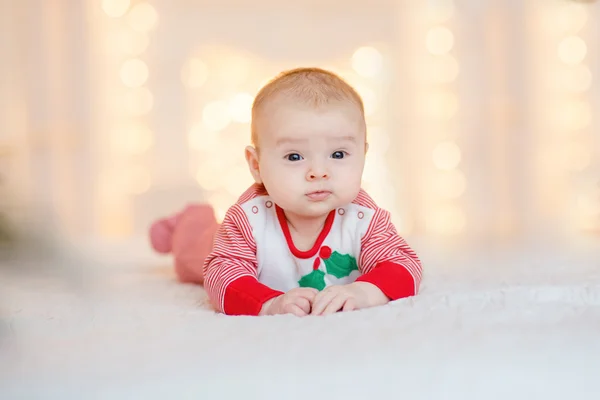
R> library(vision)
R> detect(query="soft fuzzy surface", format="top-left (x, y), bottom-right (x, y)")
top-left (1, 235), bottom-right (600, 399)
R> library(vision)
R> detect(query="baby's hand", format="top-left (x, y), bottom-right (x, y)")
top-left (311, 282), bottom-right (389, 316)
top-left (259, 288), bottom-right (318, 317)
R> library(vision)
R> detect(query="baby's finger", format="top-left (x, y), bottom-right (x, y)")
top-left (294, 297), bottom-right (311, 314)
top-left (311, 290), bottom-right (337, 315)
top-left (285, 303), bottom-right (308, 317)
top-left (296, 287), bottom-right (319, 301)
top-left (322, 294), bottom-right (347, 315)
top-left (342, 298), bottom-right (356, 312)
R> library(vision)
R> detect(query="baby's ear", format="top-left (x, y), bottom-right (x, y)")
top-left (245, 146), bottom-right (262, 184)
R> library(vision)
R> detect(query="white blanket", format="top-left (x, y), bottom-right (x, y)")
top-left (1, 236), bottom-right (600, 399)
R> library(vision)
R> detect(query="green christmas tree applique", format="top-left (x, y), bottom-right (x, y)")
top-left (298, 269), bottom-right (326, 291)
top-left (323, 251), bottom-right (358, 278)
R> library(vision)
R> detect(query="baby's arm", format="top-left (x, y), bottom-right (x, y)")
top-left (312, 208), bottom-right (422, 315)
top-left (203, 204), bottom-right (284, 316)
top-left (355, 207), bottom-right (422, 300)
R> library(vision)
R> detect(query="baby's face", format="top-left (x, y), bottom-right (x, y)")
top-left (254, 100), bottom-right (367, 219)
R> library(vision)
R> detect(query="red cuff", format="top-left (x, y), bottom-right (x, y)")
top-left (356, 261), bottom-right (415, 300)
top-left (223, 276), bottom-right (284, 316)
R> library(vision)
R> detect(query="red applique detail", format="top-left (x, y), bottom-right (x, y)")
top-left (313, 257), bottom-right (320, 270)
top-left (319, 245), bottom-right (332, 259)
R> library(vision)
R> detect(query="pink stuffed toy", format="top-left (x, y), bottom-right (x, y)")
top-left (149, 204), bottom-right (220, 284)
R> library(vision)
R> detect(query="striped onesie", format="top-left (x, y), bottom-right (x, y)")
top-left (203, 184), bottom-right (422, 315)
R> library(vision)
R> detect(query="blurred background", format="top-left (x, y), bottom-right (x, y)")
top-left (0, 0), bottom-right (599, 254)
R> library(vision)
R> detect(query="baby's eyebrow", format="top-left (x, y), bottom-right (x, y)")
top-left (334, 135), bottom-right (357, 142)
top-left (275, 134), bottom-right (357, 147)
top-left (275, 137), bottom-right (308, 147)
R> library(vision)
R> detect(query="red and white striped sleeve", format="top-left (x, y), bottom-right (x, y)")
top-left (203, 203), bottom-right (283, 316)
top-left (355, 202), bottom-right (423, 300)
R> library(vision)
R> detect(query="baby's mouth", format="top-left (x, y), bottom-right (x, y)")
top-left (306, 190), bottom-right (332, 201)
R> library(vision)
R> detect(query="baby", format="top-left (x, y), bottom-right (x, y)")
top-left (151, 67), bottom-right (423, 316)
top-left (198, 67), bottom-right (422, 316)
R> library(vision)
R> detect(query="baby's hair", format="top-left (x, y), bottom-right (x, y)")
top-left (251, 67), bottom-right (365, 146)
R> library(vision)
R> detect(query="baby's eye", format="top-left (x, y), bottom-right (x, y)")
top-left (331, 151), bottom-right (346, 159)
top-left (286, 153), bottom-right (303, 162)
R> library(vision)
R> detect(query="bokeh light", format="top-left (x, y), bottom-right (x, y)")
top-left (128, 3), bottom-right (159, 32)
top-left (120, 58), bottom-right (149, 87)
top-left (426, 26), bottom-right (454, 55)
top-left (557, 100), bottom-right (592, 131)
top-left (427, 0), bottom-right (454, 23)
top-left (432, 141), bottom-right (462, 170)
top-left (188, 123), bottom-right (220, 150)
top-left (101, 0), bottom-right (130, 18)
top-left (351, 46), bottom-right (383, 78)
top-left (561, 65), bottom-right (593, 93)
top-left (202, 101), bottom-right (231, 131)
top-left (555, 4), bottom-right (588, 34)
top-left (228, 93), bottom-right (254, 123)
top-left (558, 36), bottom-right (587, 65)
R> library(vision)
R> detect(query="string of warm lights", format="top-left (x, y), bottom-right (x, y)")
top-left (421, 0), bottom-right (466, 236)
top-left (551, 2), bottom-right (598, 234)
top-left (99, 0), bottom-right (158, 236)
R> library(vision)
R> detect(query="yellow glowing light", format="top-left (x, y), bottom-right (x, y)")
top-left (110, 125), bottom-right (154, 155)
top-left (556, 4), bottom-right (588, 34)
top-left (351, 47), bottom-right (383, 78)
top-left (558, 36), bottom-right (587, 65)
top-left (558, 100), bottom-right (592, 130)
top-left (215, 53), bottom-right (250, 86)
top-left (432, 141), bottom-right (461, 170)
top-left (426, 26), bottom-right (454, 55)
top-left (128, 3), bottom-right (158, 32)
top-left (181, 58), bottom-right (209, 88)
top-left (426, 205), bottom-right (466, 235)
top-left (428, 54), bottom-right (460, 83)
top-left (124, 166), bottom-right (152, 194)
top-left (228, 93), bottom-right (254, 123)
top-left (422, 91), bottom-right (459, 120)
top-left (427, 0), bottom-right (454, 23)
top-left (563, 65), bottom-right (592, 93)
top-left (120, 59), bottom-right (149, 87)
top-left (432, 169), bottom-right (467, 199)
top-left (123, 87), bottom-right (153, 115)
top-left (101, 0), bottom-right (130, 17)
top-left (354, 84), bottom-right (378, 116)
top-left (565, 142), bottom-right (591, 171)
top-left (188, 123), bottom-right (219, 150)
top-left (202, 101), bottom-right (231, 131)
top-left (116, 30), bottom-right (149, 56)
